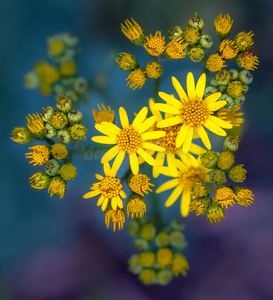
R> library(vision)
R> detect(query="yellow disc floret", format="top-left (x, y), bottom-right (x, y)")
top-left (215, 186), bottom-right (235, 209)
top-left (184, 27), bottom-right (199, 45)
top-left (117, 127), bottom-right (143, 152)
top-left (235, 188), bottom-right (254, 207)
top-left (48, 177), bottom-right (66, 199)
top-left (126, 68), bottom-right (147, 90)
top-left (100, 176), bottom-right (123, 199)
top-left (51, 143), bottom-right (69, 160)
top-left (227, 81), bottom-right (245, 98)
top-left (25, 145), bottom-right (50, 166)
top-left (145, 61), bottom-right (162, 79)
top-left (105, 208), bottom-right (125, 231)
top-left (217, 151), bottom-right (235, 170)
top-left (156, 248), bottom-right (173, 269)
top-left (59, 163), bottom-right (77, 181)
top-left (144, 31), bottom-right (166, 57)
top-left (128, 174), bottom-right (154, 196)
top-left (219, 39), bottom-right (239, 59)
top-left (126, 195), bottom-right (146, 218)
top-left (92, 103), bottom-right (115, 124)
top-left (214, 13), bottom-right (233, 37)
top-left (206, 53), bottom-right (227, 72)
top-left (164, 38), bottom-right (188, 59)
top-left (26, 113), bottom-right (45, 134)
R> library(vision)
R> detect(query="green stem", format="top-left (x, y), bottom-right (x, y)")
top-left (153, 77), bottom-right (161, 102)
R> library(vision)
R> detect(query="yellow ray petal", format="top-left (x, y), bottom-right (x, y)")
top-left (101, 198), bottom-right (109, 211)
top-left (95, 124), bottom-right (116, 137)
top-left (142, 142), bottom-right (165, 152)
top-left (156, 116), bottom-right (181, 128)
top-left (132, 106), bottom-right (148, 128)
top-left (208, 115), bottom-right (233, 129)
top-left (129, 152), bottom-right (139, 175)
top-left (204, 92), bottom-right (222, 105)
top-left (138, 116), bottom-right (157, 133)
top-left (83, 189), bottom-right (101, 199)
top-left (120, 190), bottom-right (127, 198)
top-left (112, 150), bottom-right (126, 173)
top-left (181, 190), bottom-right (191, 217)
top-left (196, 73), bottom-right (206, 99)
top-left (167, 152), bottom-right (178, 177)
top-left (101, 145), bottom-right (119, 163)
top-left (149, 98), bottom-right (163, 121)
top-left (197, 126), bottom-right (211, 150)
top-left (103, 161), bottom-right (111, 175)
top-left (165, 185), bottom-right (183, 207)
top-left (141, 130), bottom-right (166, 140)
top-left (176, 124), bottom-right (189, 148)
top-left (174, 158), bottom-right (188, 172)
top-left (101, 122), bottom-right (121, 135)
top-left (97, 195), bottom-right (105, 206)
top-left (111, 197), bottom-right (117, 210)
top-left (95, 174), bottom-right (104, 180)
top-left (154, 103), bottom-right (180, 114)
top-left (92, 136), bottom-right (117, 144)
top-left (187, 72), bottom-right (196, 99)
top-left (158, 166), bottom-right (173, 177)
top-left (182, 153), bottom-right (199, 168)
top-left (189, 143), bottom-right (206, 155)
top-left (203, 119), bottom-right (227, 136)
top-left (171, 77), bottom-right (188, 102)
top-left (137, 147), bottom-right (155, 166)
top-left (156, 178), bottom-right (180, 193)
top-left (182, 127), bottom-right (194, 153)
top-left (208, 100), bottom-right (227, 111)
top-left (116, 196), bottom-right (124, 209)
top-left (153, 152), bottom-right (165, 178)
top-left (119, 107), bottom-right (129, 128)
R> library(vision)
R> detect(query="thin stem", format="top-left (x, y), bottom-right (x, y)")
top-left (153, 77), bottom-right (161, 102)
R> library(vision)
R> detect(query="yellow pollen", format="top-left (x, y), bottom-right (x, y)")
top-left (184, 27), bottom-right (199, 44)
top-left (100, 176), bottom-right (123, 198)
top-left (219, 39), bottom-right (239, 59)
top-left (156, 124), bottom-right (181, 153)
top-left (105, 208), bottom-right (125, 231)
top-left (165, 38), bottom-right (188, 59)
top-left (48, 178), bottom-right (66, 199)
top-left (180, 99), bottom-right (210, 129)
top-left (117, 127), bottom-right (142, 152)
top-left (25, 145), bottom-right (50, 166)
top-left (238, 53), bottom-right (259, 71)
top-left (127, 197), bottom-right (146, 218)
top-left (145, 61), bottom-right (162, 79)
top-left (128, 174), bottom-right (154, 196)
top-left (217, 105), bottom-right (244, 127)
top-left (206, 54), bottom-right (227, 72)
top-left (92, 103), bottom-right (115, 124)
top-left (215, 186), bottom-right (235, 209)
top-left (214, 13), bottom-right (233, 36)
top-left (121, 19), bottom-right (144, 42)
top-left (126, 68), bottom-right (147, 90)
top-left (144, 31), bottom-right (166, 57)
top-left (235, 188), bottom-right (254, 207)
top-left (26, 113), bottom-right (45, 134)
top-left (50, 112), bottom-right (68, 129)
top-left (227, 81), bottom-right (245, 98)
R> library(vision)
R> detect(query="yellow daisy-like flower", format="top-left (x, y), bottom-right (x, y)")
top-left (164, 38), bottom-right (188, 60)
top-left (25, 145), bottom-right (50, 166)
top-left (237, 51), bottom-right (259, 71)
top-left (144, 31), bottom-right (166, 57)
top-left (48, 177), bottom-right (66, 199)
top-left (234, 187), bottom-right (254, 207)
top-left (217, 105), bottom-right (244, 127)
top-left (121, 18), bottom-right (146, 46)
top-left (128, 174), bottom-right (154, 196)
top-left (155, 72), bottom-right (233, 153)
top-left (183, 27), bottom-right (199, 45)
top-left (214, 13), bottom-right (233, 37)
top-left (126, 68), bottom-right (147, 90)
top-left (156, 155), bottom-right (210, 217)
top-left (219, 39), bottom-right (239, 59)
top-left (126, 194), bottom-right (146, 218)
top-left (92, 103), bottom-right (115, 124)
top-left (92, 106), bottom-right (166, 175)
top-left (26, 113), bottom-right (45, 134)
top-left (145, 61), bottom-right (162, 79)
top-left (206, 53), bottom-right (227, 72)
top-left (227, 81), bottom-right (245, 98)
top-left (105, 207), bottom-right (125, 232)
top-left (215, 186), bottom-right (235, 209)
top-left (235, 31), bottom-right (254, 51)
top-left (83, 163), bottom-right (126, 211)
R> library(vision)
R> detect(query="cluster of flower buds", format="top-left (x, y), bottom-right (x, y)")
top-left (24, 33), bottom-right (88, 102)
top-left (189, 135), bottom-right (254, 223)
top-left (128, 219), bottom-right (189, 285)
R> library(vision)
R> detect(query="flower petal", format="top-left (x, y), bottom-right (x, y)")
top-left (101, 145), bottom-right (119, 163)
top-left (101, 198), bottom-right (109, 211)
top-left (176, 124), bottom-right (189, 148)
top-left (203, 119), bottom-right (227, 136)
top-left (156, 116), bottom-right (181, 128)
top-left (197, 126), bottom-right (211, 150)
top-left (181, 190), bottom-right (191, 217)
top-left (141, 130), bottom-right (166, 140)
top-left (83, 189), bottom-right (101, 199)
top-left (187, 72), bottom-right (196, 99)
top-left (101, 122), bottom-right (121, 135)
top-left (119, 107), bottom-right (129, 128)
top-left (137, 147), bottom-right (155, 166)
top-left (149, 98), bottom-right (163, 121)
top-left (138, 116), bottom-right (157, 133)
top-left (208, 115), bottom-right (233, 129)
top-left (142, 142), bottom-right (165, 152)
top-left (153, 152), bottom-right (165, 178)
top-left (117, 196), bottom-right (124, 209)
top-left (182, 127), bottom-right (194, 153)
top-left (189, 143), bottom-right (206, 155)
top-left (132, 106), bottom-right (148, 128)
top-left (103, 161), bottom-right (111, 175)
top-left (129, 152), bottom-right (139, 175)
top-left (204, 92), bottom-right (222, 105)
top-left (97, 195), bottom-right (105, 206)
top-left (171, 77), bottom-right (188, 102)
top-left (165, 185), bottom-right (183, 207)
top-left (154, 103), bottom-right (180, 114)
top-left (156, 178), bottom-right (180, 193)
top-left (167, 152), bottom-right (178, 177)
top-left (120, 190), bottom-right (127, 198)
top-left (112, 150), bottom-right (126, 173)
top-left (95, 123), bottom-right (116, 137)
top-left (92, 136), bottom-right (117, 144)
top-left (196, 73), bottom-right (206, 99)
top-left (111, 197), bottom-right (117, 210)
top-left (208, 100), bottom-right (227, 111)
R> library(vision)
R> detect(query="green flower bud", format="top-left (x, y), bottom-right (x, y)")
top-left (200, 151), bottom-right (219, 169)
top-left (67, 110), bottom-right (83, 124)
top-left (41, 106), bottom-right (55, 122)
top-left (217, 151), bottom-right (235, 170)
top-left (50, 112), bottom-right (68, 129)
top-left (128, 254), bottom-right (142, 275)
top-left (239, 70), bottom-right (253, 85)
top-left (155, 231), bottom-right (169, 248)
top-left (70, 124), bottom-right (87, 141)
top-left (65, 90), bottom-right (78, 103)
top-left (243, 85), bottom-right (249, 94)
top-left (188, 46), bottom-right (205, 62)
top-left (235, 95), bottom-right (246, 106)
top-left (29, 172), bottom-right (51, 189)
top-left (73, 77), bottom-right (88, 93)
top-left (168, 26), bottom-right (183, 40)
top-left (139, 223), bottom-right (156, 241)
top-left (62, 33), bottom-right (78, 47)
top-left (170, 219), bottom-right (185, 231)
top-left (116, 52), bottom-right (139, 71)
top-left (11, 127), bottom-right (34, 144)
top-left (139, 251), bottom-right (156, 268)
top-left (199, 34), bottom-right (213, 49)
top-left (44, 123), bottom-right (57, 139)
top-left (210, 78), bottom-right (220, 87)
top-left (223, 135), bottom-right (240, 152)
top-left (56, 95), bottom-right (73, 113)
top-left (191, 180), bottom-right (209, 198)
top-left (139, 269), bottom-right (156, 285)
top-left (206, 202), bottom-right (225, 224)
top-left (156, 269), bottom-right (173, 285)
top-left (188, 13), bottom-right (205, 31)
top-left (53, 84), bottom-right (65, 96)
top-left (134, 238), bottom-right (149, 251)
top-left (45, 159), bottom-right (61, 176)
top-left (24, 71), bottom-right (40, 89)
top-left (57, 128), bottom-right (72, 144)
top-left (229, 69), bottom-right (239, 80)
top-left (218, 85), bottom-right (227, 93)
top-left (220, 94), bottom-right (234, 109)
top-left (228, 164), bottom-right (247, 182)
top-left (128, 219), bottom-right (140, 236)
top-left (204, 86), bottom-right (218, 98)
top-left (215, 70), bottom-right (231, 86)
top-left (190, 196), bottom-right (210, 215)
top-left (169, 231), bottom-right (186, 249)
top-left (209, 168), bottom-right (227, 185)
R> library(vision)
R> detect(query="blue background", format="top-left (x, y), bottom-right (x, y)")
top-left (1, 0), bottom-right (273, 299)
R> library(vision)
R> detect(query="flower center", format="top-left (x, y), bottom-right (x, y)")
top-left (180, 168), bottom-right (205, 190)
top-left (157, 124), bottom-right (181, 153)
top-left (227, 81), bottom-right (245, 98)
top-left (105, 208), bottom-right (125, 231)
top-left (215, 186), bottom-right (235, 209)
top-left (184, 27), bottom-right (199, 44)
top-left (100, 176), bottom-right (122, 198)
top-left (144, 31), bottom-right (166, 57)
top-left (51, 143), bottom-right (69, 160)
top-left (127, 197), bottom-right (146, 218)
top-left (206, 54), bottom-right (226, 72)
top-left (48, 178), bottom-right (66, 199)
top-left (128, 174), bottom-right (154, 196)
top-left (126, 68), bottom-right (147, 90)
top-left (26, 145), bottom-right (50, 166)
top-left (117, 126), bottom-right (142, 152)
top-left (180, 99), bottom-right (210, 129)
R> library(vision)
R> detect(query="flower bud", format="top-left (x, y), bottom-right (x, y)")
top-left (204, 86), bottom-right (218, 98)
top-left (209, 168), bottom-right (227, 185)
top-left (223, 135), bottom-right (239, 152)
top-left (62, 33), bottom-right (79, 47)
top-left (239, 70), bottom-right (253, 85)
top-left (218, 85), bottom-right (227, 93)
top-left (134, 238), bottom-right (149, 251)
top-left (156, 270), bottom-right (173, 286)
top-left (155, 231), bottom-right (169, 248)
top-left (41, 106), bottom-right (55, 122)
top-left (229, 69), bottom-right (239, 80)
top-left (169, 231), bottom-right (186, 249)
top-left (128, 219), bottom-right (140, 236)
top-left (217, 151), bottom-right (235, 170)
top-left (70, 124), bottom-right (87, 140)
top-left (56, 95), bottom-right (73, 113)
top-left (65, 90), bottom-right (79, 103)
top-left (191, 180), bottom-right (209, 198)
top-left (139, 269), bottom-right (156, 285)
top-left (228, 164), bottom-right (247, 182)
top-left (188, 46), bottom-right (205, 62)
top-left (200, 151), bottom-right (219, 169)
top-left (215, 70), bottom-right (231, 85)
top-left (11, 127), bottom-right (34, 144)
top-left (45, 159), bottom-right (61, 176)
top-left (199, 34), bottom-right (213, 49)
top-left (29, 172), bottom-right (51, 189)
top-left (220, 94), bottom-right (234, 109)
top-left (139, 223), bottom-right (156, 241)
top-left (188, 12), bottom-right (205, 31)
top-left (50, 112), bottom-right (68, 129)
top-left (190, 196), bottom-right (210, 215)
top-left (73, 77), bottom-right (88, 94)
top-left (128, 254), bottom-right (142, 275)
top-left (24, 71), bottom-right (40, 89)
top-left (206, 202), bottom-right (225, 224)
top-left (139, 251), bottom-right (156, 268)
top-left (44, 123), bottom-right (57, 139)
top-left (210, 78), bottom-right (220, 87)
top-left (170, 219), bottom-right (185, 231)
top-left (116, 52), bottom-right (139, 71)
top-left (168, 26), bottom-right (183, 40)
top-left (53, 84), bottom-right (65, 96)
top-left (57, 128), bottom-right (72, 144)
top-left (234, 95), bottom-right (246, 106)
top-left (68, 110), bottom-right (83, 124)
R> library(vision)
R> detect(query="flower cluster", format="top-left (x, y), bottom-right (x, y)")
top-left (24, 33), bottom-right (88, 102)
top-left (128, 219), bottom-right (189, 285)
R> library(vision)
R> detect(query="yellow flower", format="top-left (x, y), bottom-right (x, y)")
top-left (50, 112), bottom-right (68, 129)
top-left (92, 103), bottom-right (115, 124)
top-left (83, 163), bottom-right (126, 211)
top-left (121, 18), bottom-right (146, 46)
top-left (139, 251), bottom-right (156, 268)
top-left (48, 177), bottom-right (66, 199)
top-left (116, 52), bottom-right (138, 71)
top-left (39, 83), bottom-right (52, 96)
top-left (144, 31), bottom-right (166, 57)
top-left (227, 81), bottom-right (245, 98)
top-left (183, 27), bottom-right (199, 45)
top-left (128, 174), bottom-right (154, 196)
top-left (51, 143), bottom-right (69, 160)
top-left (219, 39), bottom-right (239, 59)
top-left (216, 105), bottom-right (244, 127)
top-left (156, 155), bottom-right (210, 217)
top-left (11, 127), bottom-right (33, 144)
top-left (36, 62), bottom-right (60, 84)
top-left (126, 68), bottom-right (147, 90)
top-left (156, 248), bottom-right (173, 269)
top-left (92, 106), bottom-right (166, 175)
top-left (189, 197), bottom-right (210, 216)
top-left (172, 253), bottom-right (189, 277)
top-left (25, 145), bottom-right (50, 166)
top-left (234, 187), bottom-right (254, 207)
top-left (206, 202), bottom-right (225, 223)
top-left (105, 207), bottom-right (125, 231)
top-left (237, 51), bottom-right (259, 70)
top-left (217, 151), bottom-right (234, 170)
top-left (139, 269), bottom-right (156, 285)
top-left (145, 62), bottom-right (162, 79)
top-left (127, 194), bottom-right (146, 218)
top-left (29, 172), bottom-right (51, 189)
top-left (215, 186), bottom-right (235, 209)
top-left (235, 31), bottom-right (254, 51)
top-left (164, 38), bottom-right (188, 60)
top-left (59, 61), bottom-right (77, 78)
top-left (214, 13), bottom-right (233, 37)
top-left (155, 73), bottom-right (232, 153)
top-left (26, 113), bottom-right (45, 134)
top-left (206, 54), bottom-right (227, 72)
top-left (48, 40), bottom-right (65, 56)
top-left (59, 163), bottom-right (77, 181)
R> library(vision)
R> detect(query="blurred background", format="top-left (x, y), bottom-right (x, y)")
top-left (1, 0), bottom-right (273, 299)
